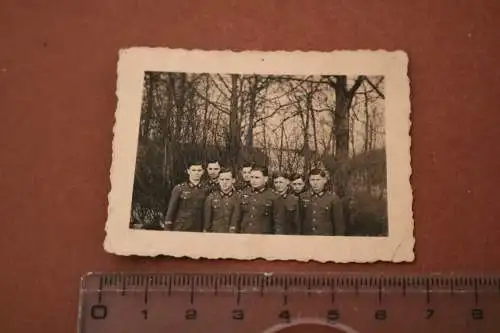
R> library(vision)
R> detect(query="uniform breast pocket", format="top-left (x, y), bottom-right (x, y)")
top-left (240, 194), bottom-right (249, 204)
top-left (240, 200), bottom-right (249, 212)
top-left (211, 201), bottom-right (221, 209)
top-left (180, 191), bottom-right (191, 200)
top-left (264, 201), bottom-right (272, 216)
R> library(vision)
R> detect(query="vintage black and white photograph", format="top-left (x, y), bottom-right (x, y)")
top-left (104, 48), bottom-right (413, 262)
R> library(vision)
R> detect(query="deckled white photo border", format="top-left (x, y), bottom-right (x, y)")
top-left (104, 48), bottom-right (413, 263)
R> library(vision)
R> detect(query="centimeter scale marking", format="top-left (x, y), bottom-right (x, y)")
top-left (79, 273), bottom-right (500, 333)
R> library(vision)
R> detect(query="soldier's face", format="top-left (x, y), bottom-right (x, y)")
top-left (218, 172), bottom-right (234, 193)
top-left (207, 162), bottom-right (221, 180)
top-left (291, 178), bottom-right (305, 193)
top-left (242, 167), bottom-right (252, 182)
top-left (309, 175), bottom-right (327, 192)
top-left (187, 165), bottom-right (204, 182)
top-left (250, 170), bottom-right (267, 189)
top-left (274, 177), bottom-right (290, 194)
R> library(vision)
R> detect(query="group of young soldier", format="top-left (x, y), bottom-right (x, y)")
top-left (160, 160), bottom-right (345, 236)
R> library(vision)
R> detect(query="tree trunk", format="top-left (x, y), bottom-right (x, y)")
top-left (201, 78), bottom-right (209, 157)
top-left (363, 84), bottom-right (370, 153)
top-left (334, 76), bottom-right (350, 161)
top-left (303, 105), bottom-right (311, 173)
top-left (168, 73), bottom-right (186, 142)
top-left (245, 77), bottom-right (258, 147)
top-left (351, 115), bottom-right (357, 157)
top-left (228, 74), bottom-right (241, 170)
top-left (163, 76), bottom-right (175, 189)
top-left (309, 94), bottom-right (319, 155)
top-left (279, 122), bottom-right (284, 171)
top-left (332, 76), bottom-right (351, 198)
top-left (141, 72), bottom-right (153, 140)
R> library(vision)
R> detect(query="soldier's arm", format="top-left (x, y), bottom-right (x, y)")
top-left (163, 186), bottom-right (181, 230)
top-left (297, 196), bottom-right (305, 235)
top-left (230, 196), bottom-right (241, 233)
top-left (273, 196), bottom-right (286, 234)
top-left (203, 194), bottom-right (213, 232)
top-left (292, 197), bottom-right (301, 235)
top-left (332, 196), bottom-right (345, 235)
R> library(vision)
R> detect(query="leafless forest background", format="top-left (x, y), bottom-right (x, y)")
top-left (131, 72), bottom-right (388, 236)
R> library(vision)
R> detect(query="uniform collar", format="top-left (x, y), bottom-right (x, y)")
top-left (209, 178), bottom-right (218, 184)
top-left (279, 189), bottom-right (290, 198)
top-left (252, 186), bottom-right (266, 193)
top-left (188, 181), bottom-right (202, 188)
top-left (220, 190), bottom-right (234, 197)
top-left (312, 190), bottom-right (325, 197)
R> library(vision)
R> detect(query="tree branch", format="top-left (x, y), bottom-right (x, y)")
top-left (253, 101), bottom-right (297, 126)
top-left (216, 74), bottom-right (232, 92)
top-left (324, 76), bottom-right (337, 88)
top-left (209, 75), bottom-right (230, 99)
top-left (348, 76), bottom-right (365, 96)
top-left (193, 90), bottom-right (230, 115)
top-left (364, 77), bottom-right (385, 99)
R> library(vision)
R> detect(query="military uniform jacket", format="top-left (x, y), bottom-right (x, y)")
top-left (164, 182), bottom-right (208, 232)
top-left (203, 179), bottom-right (219, 194)
top-left (235, 180), bottom-right (251, 193)
top-left (203, 190), bottom-right (241, 233)
top-left (239, 187), bottom-right (285, 234)
top-left (299, 190), bottom-right (345, 236)
top-left (276, 191), bottom-right (300, 235)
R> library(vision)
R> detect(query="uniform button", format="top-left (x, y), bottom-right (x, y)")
top-left (313, 210), bottom-right (316, 214)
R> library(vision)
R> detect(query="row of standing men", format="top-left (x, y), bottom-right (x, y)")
top-left (160, 161), bottom-right (345, 236)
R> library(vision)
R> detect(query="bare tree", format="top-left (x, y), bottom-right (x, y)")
top-left (228, 74), bottom-right (241, 169)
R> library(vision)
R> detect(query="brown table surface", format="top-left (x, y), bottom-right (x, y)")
top-left (1, 0), bottom-right (499, 332)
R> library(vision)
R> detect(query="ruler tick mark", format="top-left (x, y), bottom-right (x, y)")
top-left (425, 279), bottom-right (431, 304)
top-left (236, 278), bottom-right (241, 305)
top-left (190, 283), bottom-right (195, 304)
top-left (283, 280), bottom-right (288, 305)
top-left (121, 276), bottom-right (127, 296)
top-left (98, 276), bottom-right (103, 304)
top-left (144, 277), bottom-right (149, 304)
top-left (474, 279), bottom-right (479, 305)
top-left (168, 277), bottom-right (172, 297)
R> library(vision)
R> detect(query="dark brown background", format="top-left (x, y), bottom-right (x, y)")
top-left (1, 0), bottom-right (499, 332)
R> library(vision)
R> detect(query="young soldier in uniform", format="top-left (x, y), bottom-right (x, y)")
top-left (204, 159), bottom-right (221, 193)
top-left (299, 168), bottom-right (345, 236)
top-left (203, 168), bottom-right (241, 233)
top-left (162, 160), bottom-right (208, 232)
top-left (273, 172), bottom-right (300, 234)
top-left (290, 173), bottom-right (306, 196)
top-left (235, 161), bottom-right (253, 192)
top-left (239, 166), bottom-right (285, 234)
